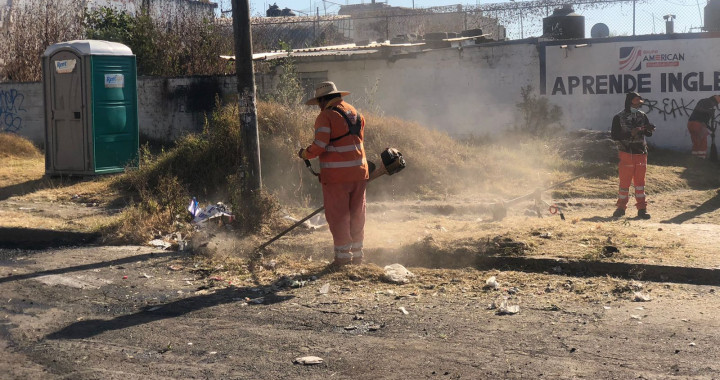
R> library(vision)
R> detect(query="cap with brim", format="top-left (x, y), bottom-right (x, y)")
top-left (305, 81), bottom-right (350, 105)
top-left (628, 91), bottom-right (644, 103)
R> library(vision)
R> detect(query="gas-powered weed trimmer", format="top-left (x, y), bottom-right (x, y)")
top-left (490, 166), bottom-right (606, 221)
top-left (254, 148), bottom-right (406, 253)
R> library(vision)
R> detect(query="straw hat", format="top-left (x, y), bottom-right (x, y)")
top-left (305, 81), bottom-right (350, 105)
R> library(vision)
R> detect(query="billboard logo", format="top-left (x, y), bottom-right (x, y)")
top-left (619, 47), bottom-right (642, 71)
top-left (620, 47), bottom-right (684, 71)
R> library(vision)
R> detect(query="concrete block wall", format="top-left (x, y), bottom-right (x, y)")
top-left (0, 82), bottom-right (44, 144)
top-left (137, 76), bottom-right (236, 142)
top-left (0, 74), bottom-right (279, 146)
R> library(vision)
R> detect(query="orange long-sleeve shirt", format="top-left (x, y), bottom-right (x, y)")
top-left (305, 98), bottom-right (368, 184)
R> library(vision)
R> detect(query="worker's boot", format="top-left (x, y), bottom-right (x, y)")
top-left (637, 209), bottom-right (651, 219)
top-left (612, 208), bottom-right (625, 218)
top-left (351, 251), bottom-right (364, 265)
top-left (330, 252), bottom-right (352, 268)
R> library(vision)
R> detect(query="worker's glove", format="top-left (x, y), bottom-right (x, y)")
top-left (297, 148), bottom-right (309, 160)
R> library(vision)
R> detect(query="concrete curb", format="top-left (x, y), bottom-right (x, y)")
top-left (477, 255), bottom-right (720, 286)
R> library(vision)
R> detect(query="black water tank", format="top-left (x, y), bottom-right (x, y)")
top-left (705, 0), bottom-right (720, 31)
top-left (543, 5), bottom-right (585, 39)
top-left (267, 3), bottom-right (281, 17)
top-left (280, 7), bottom-right (296, 16)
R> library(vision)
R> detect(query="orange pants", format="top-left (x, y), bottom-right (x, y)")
top-left (322, 180), bottom-right (366, 259)
top-left (616, 151), bottom-right (647, 210)
top-left (687, 121), bottom-right (710, 159)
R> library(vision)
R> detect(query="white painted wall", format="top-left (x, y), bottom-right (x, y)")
top-left (90, 0), bottom-right (216, 18)
top-left (289, 33), bottom-right (720, 150)
top-left (541, 35), bottom-right (720, 150)
top-left (292, 42), bottom-right (538, 138)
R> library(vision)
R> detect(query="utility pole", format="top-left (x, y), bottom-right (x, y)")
top-left (231, 0), bottom-right (262, 197)
top-left (632, 0), bottom-right (636, 35)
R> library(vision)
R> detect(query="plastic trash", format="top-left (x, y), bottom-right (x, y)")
top-left (188, 199), bottom-right (234, 226)
top-left (187, 197), bottom-right (199, 217)
top-left (484, 276), bottom-right (499, 290)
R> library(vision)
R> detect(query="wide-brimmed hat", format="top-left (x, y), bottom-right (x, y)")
top-left (305, 81), bottom-right (350, 105)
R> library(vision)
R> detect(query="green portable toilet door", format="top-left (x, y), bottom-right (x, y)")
top-left (91, 55), bottom-right (138, 172)
top-left (49, 51), bottom-right (86, 172)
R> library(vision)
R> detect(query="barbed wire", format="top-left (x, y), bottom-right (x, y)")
top-left (249, 0), bottom-right (706, 51)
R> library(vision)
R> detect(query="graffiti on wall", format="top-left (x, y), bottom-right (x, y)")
top-left (0, 89), bottom-right (26, 132)
top-left (640, 97), bottom-right (696, 122)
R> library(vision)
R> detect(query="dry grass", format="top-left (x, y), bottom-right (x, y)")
top-left (0, 134), bottom-right (44, 190)
top-left (0, 133), bottom-right (42, 158)
top-left (3, 104), bottom-right (720, 267)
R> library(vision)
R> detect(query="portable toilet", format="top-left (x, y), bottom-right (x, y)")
top-left (43, 40), bottom-right (138, 175)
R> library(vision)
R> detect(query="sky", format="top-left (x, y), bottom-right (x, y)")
top-left (214, 0), bottom-right (707, 39)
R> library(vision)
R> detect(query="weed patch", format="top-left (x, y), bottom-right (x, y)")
top-left (0, 133), bottom-right (41, 158)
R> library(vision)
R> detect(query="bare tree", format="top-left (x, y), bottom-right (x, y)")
top-left (0, 0), bottom-right (85, 82)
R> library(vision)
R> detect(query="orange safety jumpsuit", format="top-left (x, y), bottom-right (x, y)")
top-left (304, 98), bottom-right (368, 262)
top-left (687, 96), bottom-right (719, 159)
top-left (611, 108), bottom-right (653, 211)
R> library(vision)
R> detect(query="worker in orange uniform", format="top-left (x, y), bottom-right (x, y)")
top-left (687, 94), bottom-right (720, 159)
top-left (298, 81), bottom-right (369, 267)
top-left (611, 92), bottom-right (655, 219)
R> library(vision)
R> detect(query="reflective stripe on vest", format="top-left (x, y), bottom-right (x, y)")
top-left (320, 158), bottom-right (366, 169)
top-left (315, 127), bottom-right (331, 134)
top-left (325, 143), bottom-right (363, 153)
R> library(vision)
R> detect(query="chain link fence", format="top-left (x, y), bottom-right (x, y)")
top-left (250, 0), bottom-right (708, 51)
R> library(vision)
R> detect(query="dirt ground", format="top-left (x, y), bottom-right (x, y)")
top-left (2, 180), bottom-right (720, 378)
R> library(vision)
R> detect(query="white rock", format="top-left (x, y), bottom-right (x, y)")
top-left (294, 356), bottom-right (324, 365)
top-left (383, 264), bottom-right (415, 284)
top-left (633, 292), bottom-right (651, 302)
top-left (496, 299), bottom-right (520, 315)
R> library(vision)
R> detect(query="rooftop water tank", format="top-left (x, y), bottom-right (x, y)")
top-left (705, 0), bottom-right (720, 31)
top-left (543, 5), bottom-right (585, 39)
top-left (590, 23), bottom-right (609, 38)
